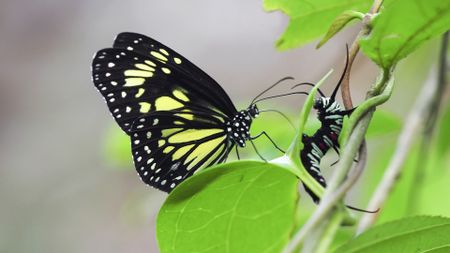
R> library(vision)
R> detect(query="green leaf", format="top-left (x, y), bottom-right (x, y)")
top-left (102, 125), bottom-right (132, 169)
top-left (157, 161), bottom-right (299, 253)
top-left (360, 0), bottom-right (450, 69)
top-left (317, 10), bottom-right (365, 49)
top-left (366, 109), bottom-right (402, 138)
top-left (334, 216), bottom-right (450, 253)
top-left (263, 0), bottom-right (372, 50)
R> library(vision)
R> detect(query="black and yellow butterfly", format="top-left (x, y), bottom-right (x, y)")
top-left (92, 32), bottom-right (287, 192)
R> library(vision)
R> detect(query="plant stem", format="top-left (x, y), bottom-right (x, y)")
top-left (356, 53), bottom-right (443, 233)
top-left (282, 0), bottom-right (388, 250)
top-left (282, 135), bottom-right (369, 253)
top-left (341, 0), bottom-right (384, 109)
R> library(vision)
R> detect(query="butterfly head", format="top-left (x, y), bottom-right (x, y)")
top-left (248, 104), bottom-right (260, 118)
top-left (314, 97), bottom-right (343, 121)
top-left (313, 97), bottom-right (327, 110)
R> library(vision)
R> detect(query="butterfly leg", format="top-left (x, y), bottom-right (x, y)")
top-left (250, 139), bottom-right (267, 162)
top-left (330, 146), bottom-right (358, 167)
top-left (251, 131), bottom-right (285, 153)
top-left (222, 143), bottom-right (233, 163)
top-left (235, 146), bottom-right (241, 160)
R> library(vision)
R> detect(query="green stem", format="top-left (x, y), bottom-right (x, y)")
top-left (339, 72), bottom-right (394, 146)
top-left (312, 209), bottom-right (345, 253)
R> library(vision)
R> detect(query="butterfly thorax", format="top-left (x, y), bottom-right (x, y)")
top-left (226, 104), bottom-right (259, 148)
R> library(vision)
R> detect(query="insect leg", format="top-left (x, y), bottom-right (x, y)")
top-left (251, 131), bottom-right (285, 153)
top-left (341, 107), bottom-right (356, 116)
top-left (332, 145), bottom-right (340, 155)
top-left (222, 142), bottom-right (233, 163)
top-left (330, 145), bottom-right (358, 166)
top-left (250, 139), bottom-right (267, 162)
top-left (235, 145), bottom-right (241, 160)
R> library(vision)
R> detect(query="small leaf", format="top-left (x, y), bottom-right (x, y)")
top-left (263, 0), bottom-right (372, 50)
top-left (334, 216), bottom-right (450, 253)
top-left (317, 10), bottom-right (365, 49)
top-left (360, 0), bottom-right (450, 69)
top-left (157, 161), bottom-right (299, 253)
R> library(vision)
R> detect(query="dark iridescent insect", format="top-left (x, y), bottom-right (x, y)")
top-left (295, 48), bottom-right (354, 203)
top-left (91, 32), bottom-right (294, 192)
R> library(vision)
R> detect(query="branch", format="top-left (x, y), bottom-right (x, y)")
top-left (356, 49), bottom-right (443, 233)
top-left (407, 32), bottom-right (449, 212)
top-left (341, 0), bottom-right (385, 109)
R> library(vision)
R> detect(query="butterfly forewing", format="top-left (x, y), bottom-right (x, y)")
top-left (113, 32), bottom-right (237, 117)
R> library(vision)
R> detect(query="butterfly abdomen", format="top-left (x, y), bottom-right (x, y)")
top-left (300, 98), bottom-right (345, 203)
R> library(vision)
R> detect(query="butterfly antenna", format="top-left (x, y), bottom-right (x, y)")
top-left (291, 82), bottom-right (326, 97)
top-left (331, 44), bottom-right (350, 101)
top-left (250, 76), bottom-right (295, 105)
top-left (252, 91), bottom-right (309, 104)
top-left (259, 109), bottom-right (296, 131)
top-left (346, 204), bottom-right (379, 214)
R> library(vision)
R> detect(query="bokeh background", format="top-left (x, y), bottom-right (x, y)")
top-left (0, 1), bottom-right (444, 253)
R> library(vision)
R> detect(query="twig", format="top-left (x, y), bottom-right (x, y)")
top-left (407, 32), bottom-right (449, 212)
top-left (341, 0), bottom-right (385, 109)
top-left (356, 56), bottom-right (442, 234)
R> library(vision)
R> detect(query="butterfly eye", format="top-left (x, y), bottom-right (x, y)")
top-left (313, 98), bottom-right (322, 109)
top-left (249, 104), bottom-right (259, 117)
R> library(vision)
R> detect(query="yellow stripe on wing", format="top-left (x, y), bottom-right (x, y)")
top-left (185, 136), bottom-right (226, 171)
top-left (168, 129), bottom-right (223, 143)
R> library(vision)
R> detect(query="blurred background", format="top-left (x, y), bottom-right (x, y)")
top-left (0, 1), bottom-right (446, 253)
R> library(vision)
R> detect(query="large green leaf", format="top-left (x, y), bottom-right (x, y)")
top-left (157, 161), bottom-right (299, 253)
top-left (263, 0), bottom-right (372, 50)
top-left (360, 0), bottom-right (450, 69)
top-left (334, 216), bottom-right (450, 253)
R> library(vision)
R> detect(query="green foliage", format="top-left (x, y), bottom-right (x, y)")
top-left (96, 1), bottom-right (450, 252)
top-left (334, 216), bottom-right (450, 253)
top-left (317, 10), bottom-right (365, 49)
top-left (156, 72), bottom-right (342, 253)
top-left (360, 0), bottom-right (450, 69)
top-left (156, 161), bottom-right (299, 253)
top-left (263, 0), bottom-right (372, 50)
top-left (366, 109), bottom-right (402, 137)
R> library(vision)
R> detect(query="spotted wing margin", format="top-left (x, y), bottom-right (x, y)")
top-left (92, 48), bottom-right (232, 134)
top-left (113, 32), bottom-right (237, 116)
top-left (129, 110), bottom-right (231, 192)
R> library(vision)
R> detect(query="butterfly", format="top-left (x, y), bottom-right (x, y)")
top-left (91, 32), bottom-right (293, 192)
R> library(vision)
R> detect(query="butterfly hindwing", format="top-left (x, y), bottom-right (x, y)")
top-left (129, 110), bottom-right (229, 191)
